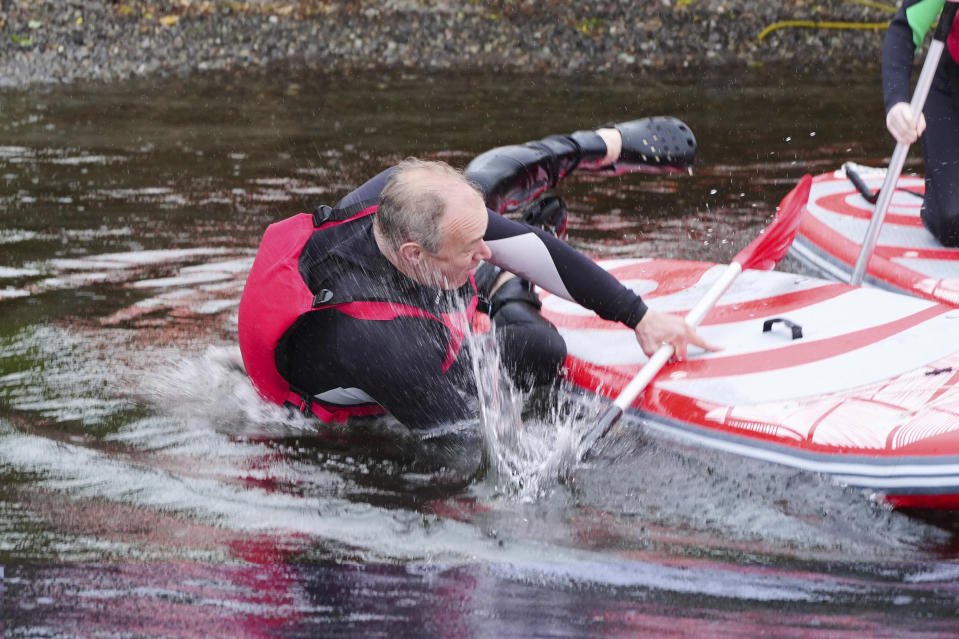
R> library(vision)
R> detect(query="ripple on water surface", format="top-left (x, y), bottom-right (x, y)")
top-left (1, 70), bottom-right (958, 635)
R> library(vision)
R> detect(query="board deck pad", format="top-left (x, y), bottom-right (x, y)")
top-left (788, 163), bottom-right (959, 306)
top-left (540, 258), bottom-right (959, 509)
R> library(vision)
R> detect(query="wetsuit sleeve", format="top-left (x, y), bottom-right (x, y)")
top-left (484, 212), bottom-right (648, 328)
top-left (466, 130), bottom-right (609, 214)
top-left (466, 128), bottom-right (648, 327)
top-left (882, 0), bottom-right (940, 111)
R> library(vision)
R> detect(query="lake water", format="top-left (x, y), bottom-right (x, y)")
top-left (1, 67), bottom-right (957, 637)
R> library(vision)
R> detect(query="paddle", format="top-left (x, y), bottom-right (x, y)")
top-left (850, 1), bottom-right (959, 286)
top-left (579, 175), bottom-right (812, 459)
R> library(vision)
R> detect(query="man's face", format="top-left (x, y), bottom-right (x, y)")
top-left (421, 186), bottom-right (491, 289)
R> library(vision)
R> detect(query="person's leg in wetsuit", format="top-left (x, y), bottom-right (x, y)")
top-left (920, 59), bottom-right (959, 247)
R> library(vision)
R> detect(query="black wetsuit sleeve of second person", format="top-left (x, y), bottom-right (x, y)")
top-left (882, 0), bottom-right (923, 111)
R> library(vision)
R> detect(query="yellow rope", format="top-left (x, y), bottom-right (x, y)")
top-left (757, 20), bottom-right (890, 42)
top-left (841, 0), bottom-right (897, 13)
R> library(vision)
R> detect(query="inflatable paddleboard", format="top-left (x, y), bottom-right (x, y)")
top-left (540, 259), bottom-right (959, 509)
top-left (787, 163), bottom-right (959, 306)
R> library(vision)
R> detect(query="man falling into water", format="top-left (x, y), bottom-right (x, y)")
top-left (238, 118), bottom-right (716, 476)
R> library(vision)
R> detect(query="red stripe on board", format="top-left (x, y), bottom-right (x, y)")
top-left (699, 283), bottom-right (848, 325)
top-left (874, 245), bottom-right (959, 262)
top-left (563, 356), bottom-right (630, 401)
top-left (543, 282), bottom-right (850, 330)
top-left (886, 493), bottom-right (959, 509)
top-left (659, 303), bottom-right (948, 380)
top-left (813, 190), bottom-right (922, 227)
top-left (604, 260), bottom-right (715, 299)
top-left (799, 209), bottom-right (928, 291)
top-left (800, 179), bottom-right (959, 286)
top-left (800, 206), bottom-right (959, 304)
top-left (538, 260), bottom-right (714, 331)
top-left (566, 303), bottom-right (948, 387)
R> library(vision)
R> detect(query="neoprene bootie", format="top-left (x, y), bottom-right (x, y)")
top-left (605, 116), bottom-right (697, 173)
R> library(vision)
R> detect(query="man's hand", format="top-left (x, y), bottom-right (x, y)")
top-left (886, 102), bottom-right (926, 145)
top-left (634, 308), bottom-right (721, 361)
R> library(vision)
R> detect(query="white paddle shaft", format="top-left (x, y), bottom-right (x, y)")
top-left (850, 38), bottom-right (946, 286)
top-left (611, 261), bottom-right (742, 411)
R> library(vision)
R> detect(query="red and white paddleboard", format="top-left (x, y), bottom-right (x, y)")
top-left (540, 259), bottom-right (959, 509)
top-left (787, 163), bottom-right (959, 306)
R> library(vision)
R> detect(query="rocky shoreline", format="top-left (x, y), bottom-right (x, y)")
top-left (0, 0), bottom-right (898, 88)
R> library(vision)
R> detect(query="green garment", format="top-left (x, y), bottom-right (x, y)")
top-left (906, 0), bottom-right (945, 49)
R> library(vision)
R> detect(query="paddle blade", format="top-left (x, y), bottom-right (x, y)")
top-left (733, 174), bottom-right (811, 271)
top-left (579, 405), bottom-right (623, 461)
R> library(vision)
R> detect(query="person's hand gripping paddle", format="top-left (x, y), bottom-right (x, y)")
top-left (850, 1), bottom-right (959, 285)
top-left (579, 175), bottom-right (811, 460)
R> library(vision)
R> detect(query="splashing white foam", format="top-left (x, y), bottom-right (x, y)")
top-left (137, 345), bottom-right (316, 438)
top-left (467, 328), bottom-right (601, 502)
top-left (139, 329), bottom-right (602, 502)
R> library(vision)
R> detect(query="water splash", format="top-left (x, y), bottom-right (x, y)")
top-left (133, 345), bottom-right (419, 462)
top-left (467, 328), bottom-right (600, 501)
top-left (137, 345), bottom-right (316, 438)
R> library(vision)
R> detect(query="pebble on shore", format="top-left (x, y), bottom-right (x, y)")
top-left (0, 0), bottom-right (896, 88)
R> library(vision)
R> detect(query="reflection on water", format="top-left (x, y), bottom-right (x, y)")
top-left (5, 561), bottom-right (959, 637)
top-left (0, 68), bottom-right (956, 635)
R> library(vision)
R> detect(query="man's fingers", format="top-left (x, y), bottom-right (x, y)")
top-left (672, 341), bottom-right (687, 361)
top-left (636, 309), bottom-right (721, 360)
top-left (689, 331), bottom-right (722, 353)
top-left (667, 331), bottom-right (719, 362)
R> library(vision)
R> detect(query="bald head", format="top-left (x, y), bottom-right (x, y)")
top-left (375, 158), bottom-right (491, 289)
top-left (375, 158), bottom-right (485, 255)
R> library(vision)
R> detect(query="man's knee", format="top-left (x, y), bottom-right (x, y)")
top-left (938, 213), bottom-right (959, 247)
top-left (500, 323), bottom-right (567, 388)
top-left (488, 278), bottom-right (567, 388)
top-left (487, 276), bottom-right (541, 320)
top-left (922, 202), bottom-right (959, 247)
top-left (922, 162), bottom-right (959, 246)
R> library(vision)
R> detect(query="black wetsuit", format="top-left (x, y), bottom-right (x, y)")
top-left (275, 131), bottom-right (649, 435)
top-left (883, 0), bottom-right (959, 246)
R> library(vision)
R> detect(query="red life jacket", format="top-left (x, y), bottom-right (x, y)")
top-left (238, 203), bottom-right (478, 423)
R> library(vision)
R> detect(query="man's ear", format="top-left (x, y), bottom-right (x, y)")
top-left (397, 241), bottom-right (425, 266)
